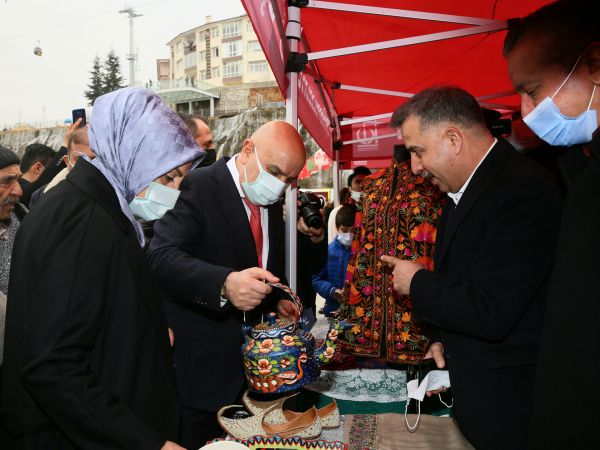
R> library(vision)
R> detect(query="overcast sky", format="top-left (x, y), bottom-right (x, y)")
top-left (0, 0), bottom-right (246, 127)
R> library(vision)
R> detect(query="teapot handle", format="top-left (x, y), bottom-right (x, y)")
top-left (268, 282), bottom-right (303, 319)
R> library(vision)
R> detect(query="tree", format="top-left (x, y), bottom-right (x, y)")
top-left (84, 55), bottom-right (104, 106)
top-left (101, 49), bottom-right (125, 95)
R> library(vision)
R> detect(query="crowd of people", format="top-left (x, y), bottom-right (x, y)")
top-left (0, 1), bottom-right (597, 449)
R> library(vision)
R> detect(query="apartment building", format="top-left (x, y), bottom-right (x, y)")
top-left (167, 14), bottom-right (275, 87)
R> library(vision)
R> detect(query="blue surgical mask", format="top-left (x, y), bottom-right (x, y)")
top-left (523, 54), bottom-right (598, 146)
top-left (129, 181), bottom-right (181, 221)
top-left (337, 232), bottom-right (353, 247)
top-left (241, 145), bottom-right (287, 206)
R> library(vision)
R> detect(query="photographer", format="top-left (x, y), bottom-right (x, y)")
top-left (296, 191), bottom-right (328, 329)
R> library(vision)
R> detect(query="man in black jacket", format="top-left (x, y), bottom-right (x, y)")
top-left (382, 86), bottom-right (562, 450)
top-left (503, 2), bottom-right (600, 448)
top-left (148, 120), bottom-right (306, 449)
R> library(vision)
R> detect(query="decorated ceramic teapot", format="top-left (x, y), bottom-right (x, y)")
top-left (242, 283), bottom-right (350, 394)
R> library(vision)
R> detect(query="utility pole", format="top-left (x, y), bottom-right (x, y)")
top-left (119, 6), bottom-right (142, 87)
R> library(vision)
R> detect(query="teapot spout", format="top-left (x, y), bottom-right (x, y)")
top-left (315, 320), bottom-right (352, 366)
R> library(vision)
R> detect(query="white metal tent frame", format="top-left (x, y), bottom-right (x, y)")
top-left (280, 0), bottom-right (511, 289)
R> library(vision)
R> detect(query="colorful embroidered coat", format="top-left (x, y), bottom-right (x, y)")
top-left (339, 160), bottom-right (444, 364)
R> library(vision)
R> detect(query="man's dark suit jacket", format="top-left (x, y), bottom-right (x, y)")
top-left (529, 131), bottom-right (600, 450)
top-left (147, 157), bottom-right (286, 412)
top-left (0, 160), bottom-right (179, 450)
top-left (410, 139), bottom-right (562, 450)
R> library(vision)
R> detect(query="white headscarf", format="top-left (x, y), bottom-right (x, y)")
top-left (88, 88), bottom-right (204, 245)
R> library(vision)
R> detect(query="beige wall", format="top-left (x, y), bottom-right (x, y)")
top-left (166, 15), bottom-right (275, 87)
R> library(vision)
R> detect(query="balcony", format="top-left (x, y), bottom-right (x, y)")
top-left (147, 79), bottom-right (220, 116)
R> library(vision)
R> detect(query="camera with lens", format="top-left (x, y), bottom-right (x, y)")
top-left (298, 190), bottom-right (324, 229)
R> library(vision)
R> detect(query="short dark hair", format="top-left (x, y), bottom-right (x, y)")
top-left (336, 204), bottom-right (356, 228)
top-left (347, 166), bottom-right (371, 187)
top-left (503, 0), bottom-right (600, 71)
top-left (339, 187), bottom-right (350, 204)
top-left (177, 113), bottom-right (209, 138)
top-left (20, 143), bottom-right (56, 173)
top-left (391, 86), bottom-right (486, 131)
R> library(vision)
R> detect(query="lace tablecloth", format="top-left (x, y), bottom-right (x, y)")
top-left (304, 368), bottom-right (407, 403)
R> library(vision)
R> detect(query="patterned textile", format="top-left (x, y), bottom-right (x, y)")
top-left (344, 414), bottom-right (474, 450)
top-left (304, 368), bottom-right (407, 403)
top-left (339, 160), bottom-right (444, 363)
top-left (348, 414), bottom-right (377, 449)
top-left (0, 212), bottom-right (20, 295)
top-left (88, 87), bottom-right (204, 245)
top-left (210, 436), bottom-right (348, 449)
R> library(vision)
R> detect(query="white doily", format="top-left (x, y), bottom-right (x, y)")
top-left (305, 368), bottom-right (407, 403)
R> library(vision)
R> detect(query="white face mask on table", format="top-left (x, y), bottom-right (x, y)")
top-left (405, 370), bottom-right (452, 432)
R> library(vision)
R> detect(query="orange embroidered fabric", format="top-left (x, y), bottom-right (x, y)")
top-left (339, 160), bottom-right (444, 363)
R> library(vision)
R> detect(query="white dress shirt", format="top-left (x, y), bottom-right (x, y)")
top-left (447, 138), bottom-right (498, 206)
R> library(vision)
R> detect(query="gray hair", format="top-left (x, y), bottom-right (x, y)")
top-left (391, 86), bottom-right (486, 131)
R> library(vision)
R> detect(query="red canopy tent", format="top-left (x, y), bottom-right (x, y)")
top-left (241, 0), bottom-right (551, 287)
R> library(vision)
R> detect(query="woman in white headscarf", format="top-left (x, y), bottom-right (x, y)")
top-left (0, 88), bottom-right (203, 450)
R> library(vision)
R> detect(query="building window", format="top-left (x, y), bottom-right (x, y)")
top-left (223, 41), bottom-right (241, 58)
top-left (200, 70), bottom-right (206, 80)
top-left (185, 52), bottom-right (197, 68)
top-left (176, 41), bottom-right (183, 53)
top-left (211, 66), bottom-right (220, 78)
top-left (247, 40), bottom-right (261, 53)
top-left (199, 31), bottom-right (205, 42)
top-left (176, 59), bottom-right (183, 72)
top-left (247, 21), bottom-right (254, 33)
top-left (248, 61), bottom-right (268, 73)
top-left (199, 50), bottom-right (206, 61)
top-left (211, 46), bottom-right (220, 58)
top-left (223, 61), bottom-right (241, 78)
top-left (211, 27), bottom-right (219, 38)
top-left (223, 21), bottom-right (241, 38)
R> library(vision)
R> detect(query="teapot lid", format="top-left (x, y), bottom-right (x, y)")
top-left (251, 313), bottom-right (296, 340)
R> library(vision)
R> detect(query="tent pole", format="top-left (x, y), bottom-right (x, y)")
top-left (307, 21), bottom-right (507, 61)
top-left (308, 1), bottom-right (498, 25)
top-left (333, 150), bottom-right (340, 208)
top-left (285, 4), bottom-right (301, 291)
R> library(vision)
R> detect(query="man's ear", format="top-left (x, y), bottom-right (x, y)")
top-left (585, 42), bottom-right (600, 85)
top-left (239, 139), bottom-right (254, 164)
top-left (446, 127), bottom-right (464, 154)
top-left (34, 161), bottom-right (45, 173)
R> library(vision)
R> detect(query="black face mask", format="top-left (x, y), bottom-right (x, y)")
top-left (198, 149), bottom-right (216, 167)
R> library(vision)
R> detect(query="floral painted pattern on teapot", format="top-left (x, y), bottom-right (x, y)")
top-left (242, 283), bottom-right (351, 394)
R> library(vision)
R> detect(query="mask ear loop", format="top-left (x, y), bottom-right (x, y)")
top-left (552, 53), bottom-right (585, 99)
top-left (586, 84), bottom-right (597, 110)
top-left (438, 393), bottom-right (454, 409)
top-left (405, 397), bottom-right (421, 433)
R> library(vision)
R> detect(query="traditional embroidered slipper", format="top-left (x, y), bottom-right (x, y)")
top-left (241, 389), bottom-right (299, 416)
top-left (217, 403), bottom-right (322, 440)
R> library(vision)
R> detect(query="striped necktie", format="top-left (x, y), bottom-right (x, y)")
top-left (243, 197), bottom-right (263, 267)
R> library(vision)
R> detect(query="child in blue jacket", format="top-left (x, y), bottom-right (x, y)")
top-left (312, 204), bottom-right (356, 316)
